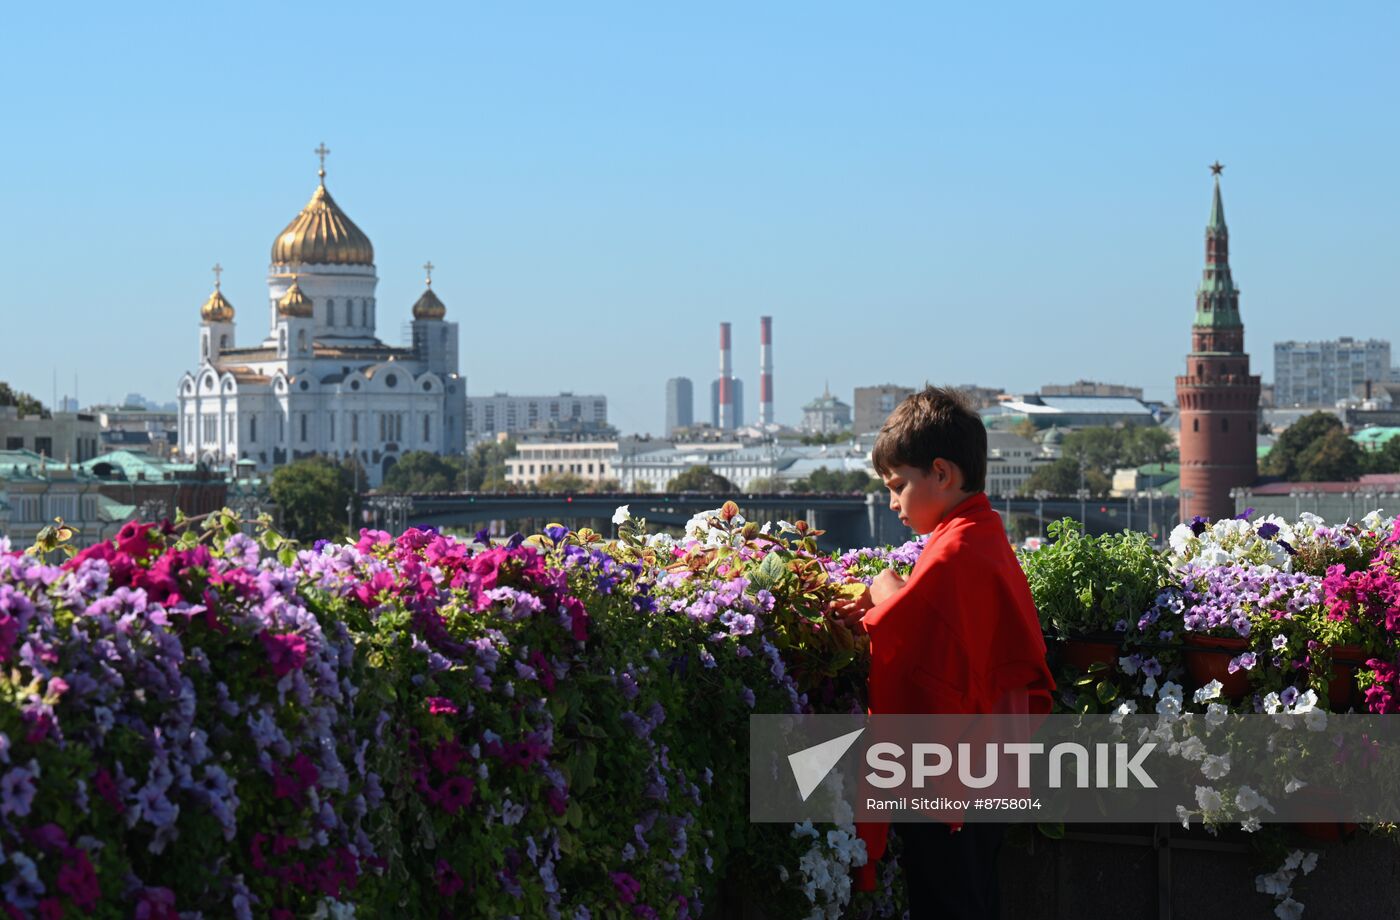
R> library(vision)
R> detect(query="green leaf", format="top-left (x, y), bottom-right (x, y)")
top-left (1095, 681), bottom-right (1118, 704)
top-left (1037, 822), bottom-right (1066, 839)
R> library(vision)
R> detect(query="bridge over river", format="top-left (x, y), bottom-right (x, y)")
top-left (363, 492), bottom-right (1184, 551)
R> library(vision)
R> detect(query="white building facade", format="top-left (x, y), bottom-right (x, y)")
top-left (177, 156), bottom-right (466, 487)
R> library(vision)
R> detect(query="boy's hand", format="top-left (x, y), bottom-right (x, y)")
top-left (870, 569), bottom-right (907, 605)
top-left (827, 584), bottom-right (873, 629)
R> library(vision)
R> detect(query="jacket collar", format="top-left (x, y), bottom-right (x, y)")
top-left (928, 492), bottom-right (992, 542)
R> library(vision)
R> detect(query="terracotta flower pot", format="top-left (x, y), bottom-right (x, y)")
top-left (1325, 644), bottom-right (1367, 712)
top-left (1058, 635), bottom-right (1122, 673)
top-left (1292, 787), bottom-right (1360, 842)
top-left (1182, 633), bottom-right (1251, 698)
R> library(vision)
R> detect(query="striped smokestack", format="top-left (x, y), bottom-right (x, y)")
top-left (759, 315), bottom-right (773, 425)
top-left (718, 322), bottom-right (733, 429)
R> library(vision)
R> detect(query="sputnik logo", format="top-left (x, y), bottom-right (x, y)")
top-left (788, 728), bottom-right (865, 801)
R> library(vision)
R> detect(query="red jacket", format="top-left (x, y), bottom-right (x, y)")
top-left (853, 492), bottom-right (1055, 892)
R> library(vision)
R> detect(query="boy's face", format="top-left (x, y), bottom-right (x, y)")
top-left (881, 460), bottom-right (966, 535)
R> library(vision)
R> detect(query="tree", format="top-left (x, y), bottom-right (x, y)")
top-left (1365, 436), bottom-right (1400, 475)
top-left (270, 457), bottom-right (353, 540)
top-left (1010, 418), bottom-right (1040, 441)
top-left (1261, 412), bottom-right (1345, 480)
top-left (0, 382), bottom-right (47, 418)
top-left (666, 465), bottom-right (735, 493)
top-left (747, 476), bottom-right (786, 493)
top-left (1019, 457), bottom-right (1113, 497)
top-left (790, 467), bottom-right (876, 493)
top-left (380, 451), bottom-right (465, 493)
top-left (799, 430), bottom-right (854, 446)
top-left (465, 439), bottom-right (517, 491)
top-left (537, 471), bottom-right (588, 493)
top-left (1296, 428), bottom-right (1363, 482)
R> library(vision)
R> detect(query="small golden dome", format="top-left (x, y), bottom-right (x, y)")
top-left (277, 277), bottom-right (313, 318)
top-left (412, 287), bottom-right (447, 320)
top-left (200, 287), bottom-right (235, 323)
top-left (270, 170), bottom-right (374, 267)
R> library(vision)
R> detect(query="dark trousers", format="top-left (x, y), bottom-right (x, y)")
top-left (894, 822), bottom-right (1006, 920)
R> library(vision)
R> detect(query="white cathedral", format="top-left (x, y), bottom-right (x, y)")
top-left (178, 149), bottom-right (466, 487)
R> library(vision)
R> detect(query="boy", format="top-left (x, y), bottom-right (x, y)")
top-left (829, 386), bottom-right (1054, 918)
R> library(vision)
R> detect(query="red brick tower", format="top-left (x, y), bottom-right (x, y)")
top-left (1176, 163), bottom-right (1261, 523)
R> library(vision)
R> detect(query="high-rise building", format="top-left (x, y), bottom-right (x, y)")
top-left (710, 378), bottom-right (745, 429)
top-left (1175, 165), bottom-right (1261, 523)
top-left (665, 377), bottom-right (694, 435)
top-left (1272, 338), bottom-right (1391, 408)
top-left (853, 385), bottom-right (914, 435)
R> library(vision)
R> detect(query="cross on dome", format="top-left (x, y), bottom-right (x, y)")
top-left (315, 143), bottom-right (331, 180)
top-left (423, 261), bottom-right (435, 286)
top-left (212, 262), bottom-right (223, 289)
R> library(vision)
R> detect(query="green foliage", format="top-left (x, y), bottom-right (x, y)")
top-left (666, 465), bottom-right (735, 493)
top-left (464, 438), bottom-right (517, 491)
top-left (798, 430), bottom-right (854, 446)
top-left (269, 456), bottom-right (353, 540)
top-left (1019, 457), bottom-right (1113, 497)
top-left (1019, 425), bottom-right (1172, 496)
top-left (537, 471), bottom-right (588, 492)
top-left (0, 381), bottom-right (47, 418)
top-left (1021, 519), bottom-right (1173, 636)
top-left (380, 450), bottom-right (465, 493)
top-left (1261, 412), bottom-right (1345, 480)
top-left (1365, 435), bottom-right (1400, 475)
top-left (1296, 428), bottom-right (1364, 481)
top-left (788, 466), bottom-right (877, 494)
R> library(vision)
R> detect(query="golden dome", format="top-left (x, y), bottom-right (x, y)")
top-left (271, 169), bottom-right (374, 267)
top-left (200, 287), bottom-right (235, 323)
top-left (277, 277), bottom-right (313, 318)
top-left (412, 287), bottom-right (447, 320)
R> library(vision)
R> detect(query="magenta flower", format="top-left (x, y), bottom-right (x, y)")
top-left (427, 697), bottom-right (458, 716)
top-left (260, 631), bottom-right (309, 678)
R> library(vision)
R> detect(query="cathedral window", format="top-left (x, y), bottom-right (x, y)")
top-left (300, 414), bottom-right (308, 442)
top-left (250, 416), bottom-right (257, 443)
top-left (423, 415), bottom-right (430, 442)
top-left (351, 413), bottom-right (359, 443)
top-left (330, 415), bottom-right (336, 442)
top-left (327, 299), bottom-right (336, 326)
top-left (220, 334), bottom-right (228, 349)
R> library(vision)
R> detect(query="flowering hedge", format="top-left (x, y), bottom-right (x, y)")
top-left (3, 502), bottom-right (1399, 919)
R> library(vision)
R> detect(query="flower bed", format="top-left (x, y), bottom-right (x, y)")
top-left (0, 502), bottom-right (1398, 918)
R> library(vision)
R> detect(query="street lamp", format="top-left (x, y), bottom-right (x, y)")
top-left (1033, 489), bottom-right (1050, 540)
top-left (1075, 487), bottom-right (1090, 529)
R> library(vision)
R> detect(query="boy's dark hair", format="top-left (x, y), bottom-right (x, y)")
top-left (871, 386), bottom-right (987, 492)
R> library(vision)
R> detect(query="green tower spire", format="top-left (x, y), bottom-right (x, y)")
top-left (1194, 162), bottom-right (1240, 328)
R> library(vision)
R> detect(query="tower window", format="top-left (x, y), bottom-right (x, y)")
top-left (300, 414), bottom-right (308, 442)
top-left (1193, 418), bottom-right (1199, 432)
top-left (327, 299), bottom-right (336, 326)
top-left (1222, 418), bottom-right (1229, 432)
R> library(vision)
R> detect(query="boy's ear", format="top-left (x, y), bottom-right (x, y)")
top-left (931, 458), bottom-right (965, 490)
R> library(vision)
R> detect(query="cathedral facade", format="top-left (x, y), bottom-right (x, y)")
top-left (178, 152), bottom-right (466, 487)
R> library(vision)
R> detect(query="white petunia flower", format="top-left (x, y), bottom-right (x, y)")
top-left (1195, 785), bottom-right (1223, 812)
top-left (1193, 680), bottom-right (1223, 703)
top-left (1201, 753), bottom-right (1231, 780)
top-left (611, 505), bottom-right (631, 525)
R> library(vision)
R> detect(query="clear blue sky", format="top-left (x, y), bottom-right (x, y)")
top-left (2, 2), bottom-right (1397, 435)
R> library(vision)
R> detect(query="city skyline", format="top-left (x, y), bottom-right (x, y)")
top-left (3, 3), bottom-right (1398, 436)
